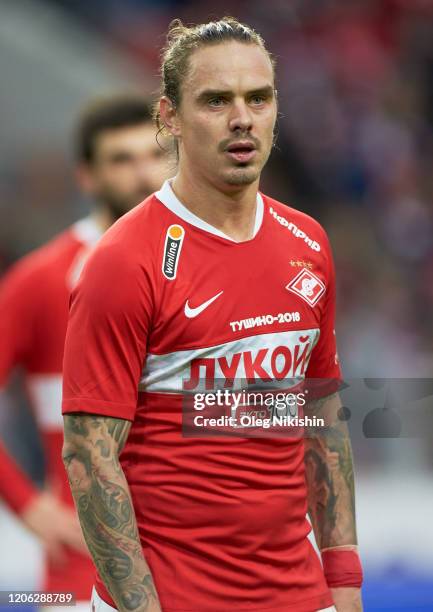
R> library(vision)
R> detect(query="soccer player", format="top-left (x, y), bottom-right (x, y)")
top-left (62, 19), bottom-right (363, 612)
top-left (0, 96), bottom-right (170, 608)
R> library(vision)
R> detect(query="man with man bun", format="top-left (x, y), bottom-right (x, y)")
top-left (62, 19), bottom-right (362, 612)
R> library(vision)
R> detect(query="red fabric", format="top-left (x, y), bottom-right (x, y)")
top-left (63, 190), bottom-right (341, 611)
top-left (0, 230), bottom-right (82, 383)
top-left (322, 549), bottom-right (363, 588)
top-left (0, 227), bottom-right (96, 599)
top-left (0, 441), bottom-right (37, 514)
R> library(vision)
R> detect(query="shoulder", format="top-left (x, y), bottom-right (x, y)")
top-left (102, 194), bottom-right (169, 244)
top-left (0, 228), bottom-right (80, 295)
top-left (262, 193), bottom-right (332, 255)
top-left (90, 195), bottom-right (166, 264)
top-left (75, 197), bottom-right (166, 308)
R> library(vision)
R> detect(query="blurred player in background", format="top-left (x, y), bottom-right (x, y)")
top-left (0, 95), bottom-right (171, 609)
top-left (62, 18), bottom-right (362, 612)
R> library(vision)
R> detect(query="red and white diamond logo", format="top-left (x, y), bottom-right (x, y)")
top-left (286, 268), bottom-right (326, 307)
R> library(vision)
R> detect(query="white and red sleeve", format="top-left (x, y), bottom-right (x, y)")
top-left (0, 264), bottom-right (35, 386)
top-left (0, 265), bottom-right (40, 513)
top-left (62, 241), bottom-right (152, 421)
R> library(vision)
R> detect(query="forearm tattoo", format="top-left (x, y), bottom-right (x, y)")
top-left (63, 415), bottom-right (159, 611)
top-left (304, 394), bottom-right (357, 549)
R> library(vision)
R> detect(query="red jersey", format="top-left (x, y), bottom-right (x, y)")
top-left (0, 218), bottom-right (101, 599)
top-left (62, 181), bottom-right (341, 612)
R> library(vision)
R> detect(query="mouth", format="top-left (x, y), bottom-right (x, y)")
top-left (225, 141), bottom-right (257, 164)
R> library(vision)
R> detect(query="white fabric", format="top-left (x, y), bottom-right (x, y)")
top-left (41, 603), bottom-right (89, 612)
top-left (155, 179), bottom-right (264, 243)
top-left (91, 587), bottom-right (336, 612)
top-left (140, 328), bottom-right (319, 393)
top-left (91, 589), bottom-right (116, 612)
top-left (69, 216), bottom-right (104, 289)
top-left (27, 374), bottom-right (63, 430)
top-left (72, 217), bottom-right (104, 248)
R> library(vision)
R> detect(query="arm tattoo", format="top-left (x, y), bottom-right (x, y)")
top-left (63, 415), bottom-right (160, 612)
top-left (304, 393), bottom-right (358, 549)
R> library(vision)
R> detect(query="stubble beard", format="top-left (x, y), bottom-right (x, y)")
top-left (98, 187), bottom-right (152, 221)
top-left (224, 165), bottom-right (260, 186)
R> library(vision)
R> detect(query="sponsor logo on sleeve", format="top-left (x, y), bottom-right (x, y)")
top-left (286, 268), bottom-right (325, 306)
top-left (269, 206), bottom-right (321, 252)
top-left (162, 224), bottom-right (185, 280)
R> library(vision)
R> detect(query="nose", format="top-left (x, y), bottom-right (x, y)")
top-left (228, 99), bottom-right (253, 133)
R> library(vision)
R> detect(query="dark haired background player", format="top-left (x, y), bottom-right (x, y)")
top-left (62, 18), bottom-right (362, 612)
top-left (0, 95), bottom-right (171, 610)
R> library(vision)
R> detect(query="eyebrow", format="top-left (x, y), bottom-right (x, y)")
top-left (196, 85), bottom-right (275, 102)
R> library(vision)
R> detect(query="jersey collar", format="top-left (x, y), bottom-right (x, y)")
top-left (155, 179), bottom-right (264, 243)
top-left (71, 216), bottom-right (104, 248)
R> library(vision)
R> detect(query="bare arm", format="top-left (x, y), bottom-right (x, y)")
top-left (304, 392), bottom-right (357, 549)
top-left (304, 392), bottom-right (362, 611)
top-left (62, 414), bottom-right (161, 612)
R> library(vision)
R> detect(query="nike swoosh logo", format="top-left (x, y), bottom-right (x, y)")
top-left (184, 291), bottom-right (224, 319)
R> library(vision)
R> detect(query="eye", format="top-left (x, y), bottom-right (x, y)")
top-left (250, 95), bottom-right (266, 105)
top-left (109, 152), bottom-right (133, 165)
top-left (208, 97), bottom-right (227, 107)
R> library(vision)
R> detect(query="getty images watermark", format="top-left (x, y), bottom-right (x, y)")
top-left (182, 386), bottom-right (327, 437)
top-left (182, 378), bottom-right (433, 438)
top-left (193, 389), bottom-right (321, 428)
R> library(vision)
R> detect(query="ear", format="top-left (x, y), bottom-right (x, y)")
top-left (159, 96), bottom-right (181, 138)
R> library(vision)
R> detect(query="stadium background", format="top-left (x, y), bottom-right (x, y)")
top-left (1, 0), bottom-right (432, 610)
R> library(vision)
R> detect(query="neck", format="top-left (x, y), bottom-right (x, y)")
top-left (90, 207), bottom-right (115, 234)
top-left (172, 165), bottom-right (260, 242)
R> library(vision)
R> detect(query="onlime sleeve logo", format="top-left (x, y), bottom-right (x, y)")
top-left (162, 224), bottom-right (185, 280)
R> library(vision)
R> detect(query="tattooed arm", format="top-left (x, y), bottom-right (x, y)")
top-left (62, 415), bottom-right (161, 612)
top-left (304, 392), bottom-right (357, 548)
top-left (304, 392), bottom-right (362, 611)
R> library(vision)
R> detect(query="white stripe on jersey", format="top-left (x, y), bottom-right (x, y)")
top-left (140, 328), bottom-right (320, 393)
top-left (72, 217), bottom-right (103, 247)
top-left (27, 374), bottom-right (63, 430)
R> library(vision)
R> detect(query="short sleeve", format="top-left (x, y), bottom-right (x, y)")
top-left (0, 264), bottom-right (35, 386)
top-left (305, 233), bottom-right (342, 392)
top-left (62, 242), bottom-right (152, 421)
